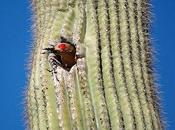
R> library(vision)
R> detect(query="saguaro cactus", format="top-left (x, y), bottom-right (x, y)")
top-left (27, 0), bottom-right (163, 130)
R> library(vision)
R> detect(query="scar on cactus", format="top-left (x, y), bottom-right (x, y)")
top-left (42, 37), bottom-right (84, 71)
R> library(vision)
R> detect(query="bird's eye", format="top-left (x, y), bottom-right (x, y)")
top-left (57, 43), bottom-right (66, 50)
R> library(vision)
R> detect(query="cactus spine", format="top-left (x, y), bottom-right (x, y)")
top-left (27, 0), bottom-right (163, 130)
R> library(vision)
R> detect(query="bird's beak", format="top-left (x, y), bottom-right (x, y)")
top-left (42, 48), bottom-right (56, 54)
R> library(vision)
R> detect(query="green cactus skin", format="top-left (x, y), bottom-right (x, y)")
top-left (27, 0), bottom-right (163, 130)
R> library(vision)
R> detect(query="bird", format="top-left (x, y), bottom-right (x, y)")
top-left (54, 42), bottom-right (76, 68)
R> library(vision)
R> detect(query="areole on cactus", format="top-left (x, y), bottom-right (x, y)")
top-left (27, 0), bottom-right (163, 130)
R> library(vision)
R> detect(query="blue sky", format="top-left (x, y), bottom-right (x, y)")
top-left (0, 0), bottom-right (174, 130)
top-left (152, 0), bottom-right (175, 129)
